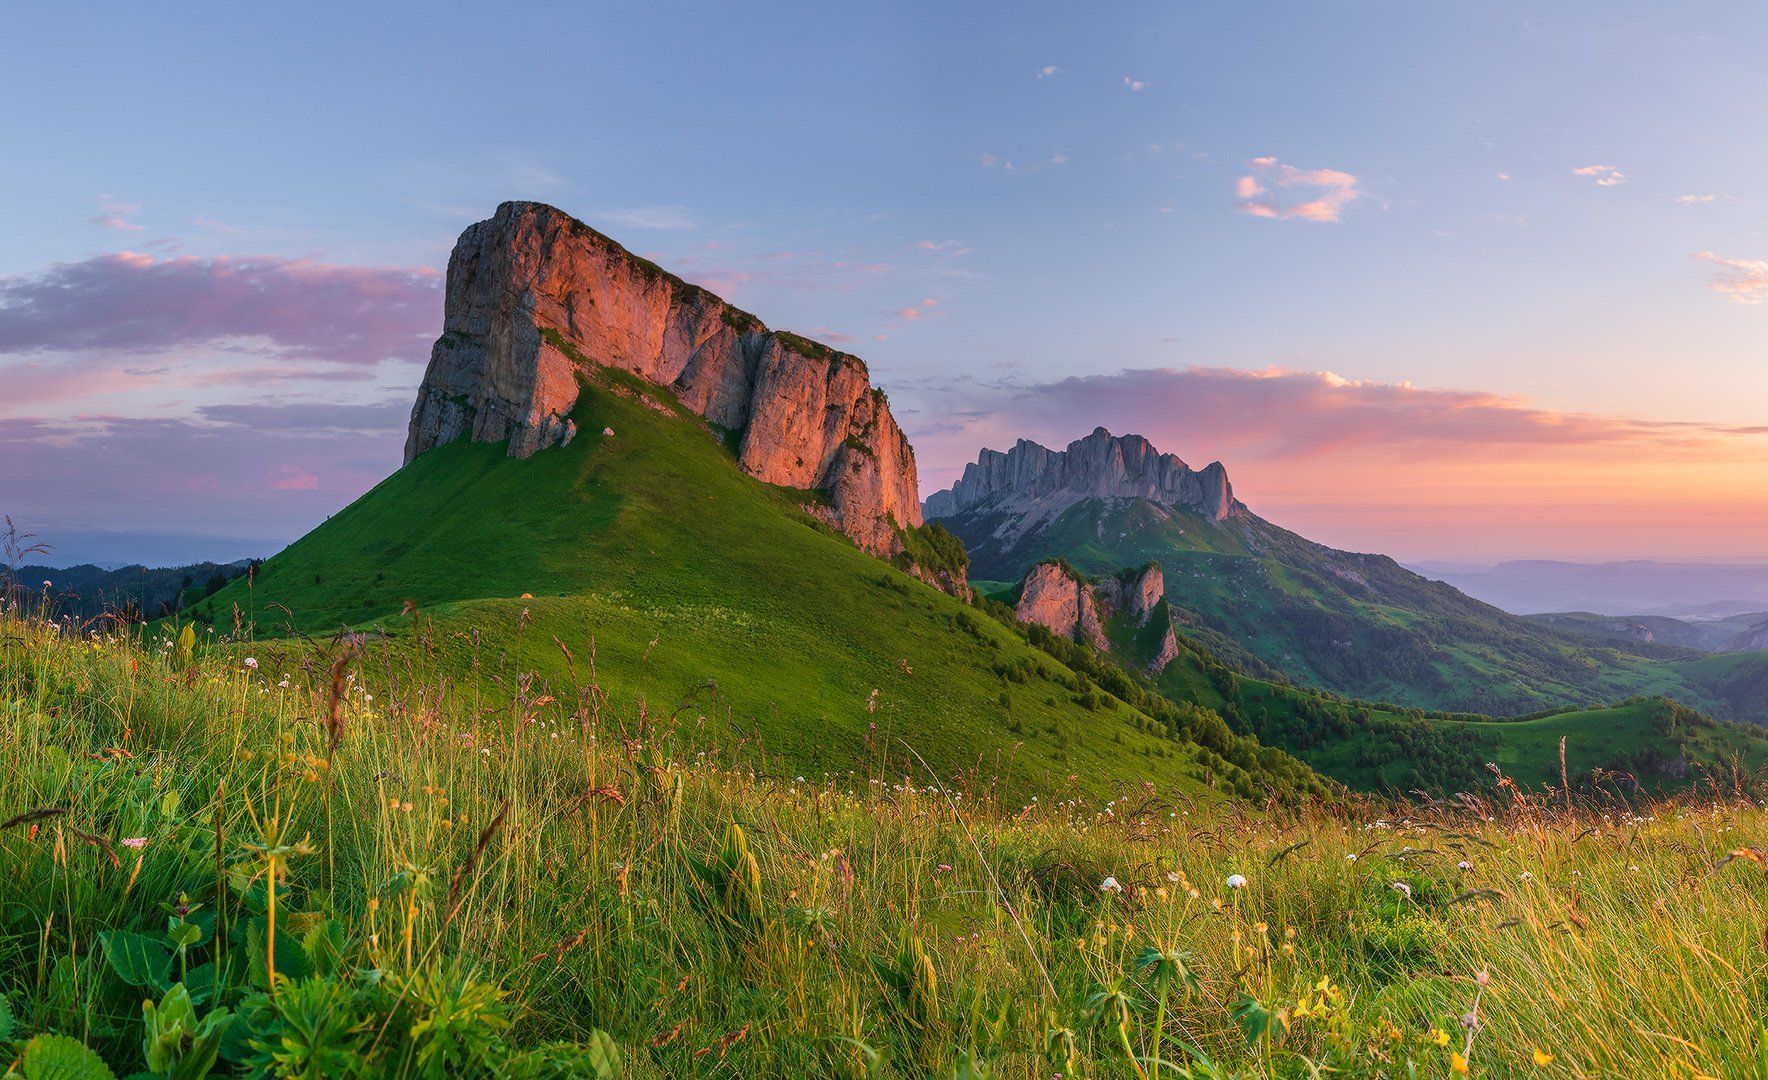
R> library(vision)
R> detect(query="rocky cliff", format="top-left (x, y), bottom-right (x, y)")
top-left (406, 201), bottom-right (923, 561)
top-left (923, 427), bottom-right (1239, 525)
top-left (1014, 559), bottom-right (1179, 673)
top-left (1016, 561), bottom-right (1109, 651)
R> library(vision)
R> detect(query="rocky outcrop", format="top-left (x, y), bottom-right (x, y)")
top-left (923, 427), bottom-right (1240, 524)
top-left (1015, 559), bottom-right (1179, 673)
top-left (1099, 563), bottom-right (1165, 625)
top-left (406, 201), bottom-right (922, 560)
top-left (1016, 561), bottom-right (1108, 651)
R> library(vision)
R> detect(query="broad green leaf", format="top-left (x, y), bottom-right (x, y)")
top-left (20, 1033), bottom-right (116, 1079)
top-left (101, 930), bottom-right (172, 990)
top-left (580, 1030), bottom-right (622, 1079)
top-left (166, 920), bottom-right (203, 951)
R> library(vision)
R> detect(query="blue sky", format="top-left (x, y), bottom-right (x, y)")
top-left (3, 2), bottom-right (1767, 562)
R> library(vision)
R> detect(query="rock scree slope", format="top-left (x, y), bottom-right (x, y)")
top-left (406, 200), bottom-right (923, 563)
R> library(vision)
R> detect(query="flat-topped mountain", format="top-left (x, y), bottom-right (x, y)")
top-left (923, 427), bottom-right (1238, 526)
top-left (407, 200), bottom-right (921, 561)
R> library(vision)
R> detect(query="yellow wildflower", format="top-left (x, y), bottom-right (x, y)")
top-left (1451, 1051), bottom-right (1470, 1074)
top-left (1532, 1048), bottom-right (1554, 1066)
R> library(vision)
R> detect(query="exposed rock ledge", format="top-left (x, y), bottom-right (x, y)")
top-left (405, 201), bottom-right (924, 564)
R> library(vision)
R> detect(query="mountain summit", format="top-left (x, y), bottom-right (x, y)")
top-left (406, 200), bottom-right (922, 559)
top-left (923, 427), bottom-right (1239, 526)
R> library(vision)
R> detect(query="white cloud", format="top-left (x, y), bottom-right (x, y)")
top-left (1036, 65), bottom-right (1060, 79)
top-left (1234, 158), bottom-right (1362, 223)
top-left (1695, 251), bottom-right (1768, 305)
top-left (979, 151), bottom-right (1069, 174)
top-left (1123, 76), bottom-right (1149, 91)
top-left (1572, 164), bottom-right (1626, 187)
top-left (1676, 193), bottom-right (1717, 205)
top-left (598, 205), bottom-right (694, 230)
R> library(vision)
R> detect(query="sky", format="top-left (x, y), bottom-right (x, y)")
top-left (2, 2), bottom-right (1766, 564)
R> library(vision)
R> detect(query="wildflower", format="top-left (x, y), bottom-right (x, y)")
top-left (936, 863), bottom-right (952, 873)
top-left (1226, 873), bottom-right (1248, 889)
top-left (1345, 853), bottom-right (1358, 862)
top-left (1518, 871), bottom-right (1533, 881)
top-left (1100, 876), bottom-right (1123, 894)
top-left (1390, 881), bottom-right (1412, 899)
top-left (1428, 1028), bottom-right (1451, 1047)
top-left (1461, 1011), bottom-right (1479, 1030)
top-left (1532, 1048), bottom-right (1555, 1066)
top-left (244, 657), bottom-right (259, 670)
top-left (1457, 860), bottom-right (1473, 871)
top-left (1450, 1051), bottom-right (1470, 1074)
top-left (120, 837), bottom-right (147, 849)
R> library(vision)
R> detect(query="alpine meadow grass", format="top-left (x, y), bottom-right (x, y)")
top-left (1, 599), bottom-right (1765, 1078)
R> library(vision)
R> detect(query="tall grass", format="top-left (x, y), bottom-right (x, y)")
top-left (0, 604), bottom-right (1764, 1077)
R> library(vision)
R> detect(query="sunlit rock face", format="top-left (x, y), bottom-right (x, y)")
top-left (406, 201), bottom-right (922, 558)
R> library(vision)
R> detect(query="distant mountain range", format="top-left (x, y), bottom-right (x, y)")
top-left (925, 428), bottom-right (1768, 720)
top-left (1410, 558), bottom-right (1768, 617)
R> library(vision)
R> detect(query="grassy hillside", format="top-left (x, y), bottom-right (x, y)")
top-left (943, 496), bottom-right (1768, 721)
top-left (193, 370), bottom-right (1323, 802)
top-left (5, 614), bottom-right (1768, 1077)
top-left (970, 580), bottom-right (1768, 797)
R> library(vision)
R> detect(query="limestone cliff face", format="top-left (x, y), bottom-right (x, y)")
top-left (1015, 560), bottom-right (1180, 674)
top-left (922, 427), bottom-right (1239, 524)
top-left (406, 201), bottom-right (922, 559)
top-left (1015, 561), bottom-right (1108, 651)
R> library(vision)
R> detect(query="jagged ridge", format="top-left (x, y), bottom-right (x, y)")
top-left (923, 427), bottom-right (1239, 528)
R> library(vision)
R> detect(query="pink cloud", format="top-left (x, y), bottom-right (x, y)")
top-left (0, 251), bottom-right (440, 364)
top-left (1572, 164), bottom-right (1626, 187)
top-left (1695, 251), bottom-right (1768, 304)
top-left (91, 195), bottom-right (143, 232)
top-left (915, 366), bottom-right (1765, 487)
top-left (0, 408), bottom-right (404, 542)
top-left (268, 465), bottom-right (319, 490)
top-left (1235, 158), bottom-right (1362, 222)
